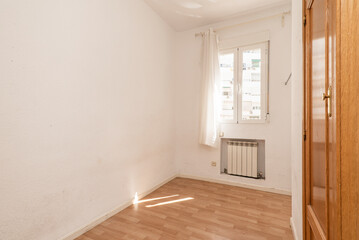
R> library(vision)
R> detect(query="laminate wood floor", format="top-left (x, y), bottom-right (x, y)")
top-left (76, 178), bottom-right (293, 240)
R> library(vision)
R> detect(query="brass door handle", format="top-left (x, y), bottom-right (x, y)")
top-left (322, 86), bottom-right (332, 117)
top-left (322, 92), bottom-right (330, 100)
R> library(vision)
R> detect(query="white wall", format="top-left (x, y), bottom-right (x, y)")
top-left (0, 1), bottom-right (176, 240)
top-left (291, 0), bottom-right (304, 239)
top-left (174, 5), bottom-right (293, 193)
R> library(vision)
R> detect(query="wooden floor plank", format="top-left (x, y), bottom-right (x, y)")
top-left (76, 178), bottom-right (293, 240)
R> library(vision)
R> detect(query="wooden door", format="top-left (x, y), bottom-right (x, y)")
top-left (304, 0), bottom-right (359, 239)
top-left (304, 0), bottom-right (337, 239)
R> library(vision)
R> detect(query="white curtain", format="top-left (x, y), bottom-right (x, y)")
top-left (199, 28), bottom-right (221, 148)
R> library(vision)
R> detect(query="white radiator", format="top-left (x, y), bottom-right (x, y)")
top-left (227, 141), bottom-right (258, 178)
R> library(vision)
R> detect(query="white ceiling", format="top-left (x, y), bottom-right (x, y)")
top-left (144, 0), bottom-right (291, 31)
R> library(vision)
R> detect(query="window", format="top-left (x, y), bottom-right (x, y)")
top-left (219, 42), bottom-right (269, 123)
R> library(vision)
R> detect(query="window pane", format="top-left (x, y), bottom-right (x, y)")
top-left (219, 53), bottom-right (235, 121)
top-left (241, 48), bottom-right (261, 120)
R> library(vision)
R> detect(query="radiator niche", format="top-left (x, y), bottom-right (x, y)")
top-left (220, 138), bottom-right (265, 179)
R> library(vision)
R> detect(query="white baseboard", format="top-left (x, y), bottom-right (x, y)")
top-left (179, 174), bottom-right (291, 196)
top-left (290, 217), bottom-right (299, 240)
top-left (60, 174), bottom-right (178, 240)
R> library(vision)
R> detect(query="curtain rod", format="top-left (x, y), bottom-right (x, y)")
top-left (195, 11), bottom-right (291, 37)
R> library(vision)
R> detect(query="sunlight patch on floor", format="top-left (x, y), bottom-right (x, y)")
top-left (134, 194), bottom-right (180, 204)
top-left (145, 197), bottom-right (194, 208)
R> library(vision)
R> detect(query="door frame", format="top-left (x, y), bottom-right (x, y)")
top-left (302, 0), bottom-right (308, 238)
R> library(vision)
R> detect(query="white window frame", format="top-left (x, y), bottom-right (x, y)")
top-left (219, 41), bottom-right (269, 124)
top-left (219, 49), bottom-right (238, 124)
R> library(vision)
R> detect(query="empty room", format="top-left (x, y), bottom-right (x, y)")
top-left (1, 0), bottom-right (358, 240)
